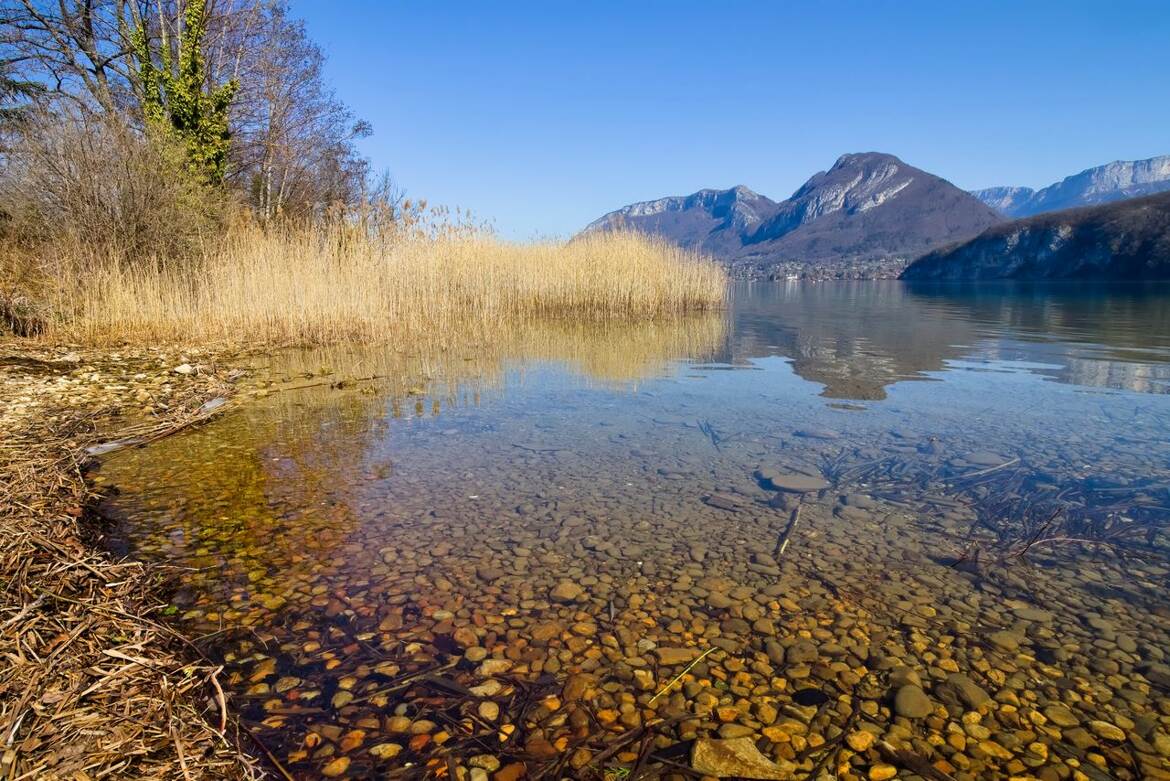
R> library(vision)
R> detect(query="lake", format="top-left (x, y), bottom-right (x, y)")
top-left (99, 281), bottom-right (1170, 780)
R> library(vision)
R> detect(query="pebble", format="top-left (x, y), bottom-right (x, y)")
top-left (787, 640), bottom-right (818, 664)
top-left (894, 684), bottom-right (934, 719)
top-left (1044, 704), bottom-right (1080, 727)
top-left (320, 757), bottom-right (350, 777)
top-left (469, 754), bottom-right (501, 771)
top-left (1013, 606), bottom-right (1054, 622)
top-left (369, 743), bottom-right (402, 759)
top-left (1089, 720), bottom-right (1127, 742)
top-left (656, 647), bottom-right (698, 665)
top-left (550, 580), bottom-right (584, 602)
top-left (938, 672), bottom-right (990, 709)
top-left (988, 630), bottom-right (1021, 651)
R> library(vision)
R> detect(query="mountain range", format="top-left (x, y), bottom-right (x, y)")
top-left (583, 152), bottom-right (1170, 278)
top-left (971, 155), bottom-right (1170, 218)
top-left (582, 153), bottom-right (1001, 278)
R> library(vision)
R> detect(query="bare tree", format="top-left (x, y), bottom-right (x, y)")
top-left (226, 2), bottom-right (371, 221)
top-left (1, 0), bottom-right (382, 225)
top-left (0, 0), bottom-right (141, 113)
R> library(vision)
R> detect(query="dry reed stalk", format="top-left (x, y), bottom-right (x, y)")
top-left (0, 344), bottom-right (261, 780)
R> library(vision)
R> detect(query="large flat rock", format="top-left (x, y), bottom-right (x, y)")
top-left (755, 469), bottom-right (829, 493)
top-left (691, 736), bottom-right (796, 779)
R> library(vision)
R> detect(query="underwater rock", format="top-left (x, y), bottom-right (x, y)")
top-left (691, 736), bottom-right (796, 779)
top-left (755, 469), bottom-right (828, 493)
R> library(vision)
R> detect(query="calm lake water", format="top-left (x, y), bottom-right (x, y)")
top-left (100, 281), bottom-right (1170, 780)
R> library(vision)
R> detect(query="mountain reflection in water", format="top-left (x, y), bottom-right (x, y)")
top-left (730, 280), bottom-right (1170, 399)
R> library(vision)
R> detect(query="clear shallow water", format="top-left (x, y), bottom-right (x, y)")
top-left (100, 282), bottom-right (1170, 780)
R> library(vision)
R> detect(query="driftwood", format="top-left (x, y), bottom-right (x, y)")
top-left (774, 503), bottom-right (803, 559)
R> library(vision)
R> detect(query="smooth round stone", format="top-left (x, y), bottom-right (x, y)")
top-left (550, 580), bottom-right (584, 602)
top-left (938, 673), bottom-right (990, 709)
top-left (1089, 720), bottom-right (1126, 742)
top-left (988, 631), bottom-right (1021, 651)
top-left (718, 723), bottom-right (756, 739)
top-left (846, 731), bottom-right (876, 752)
top-left (707, 592), bottom-right (735, 609)
top-left (1013, 606), bottom-right (1054, 623)
top-left (893, 685), bottom-right (933, 719)
top-left (787, 640), bottom-right (818, 664)
top-left (1043, 704), bottom-right (1080, 727)
top-left (369, 743), bottom-right (402, 760)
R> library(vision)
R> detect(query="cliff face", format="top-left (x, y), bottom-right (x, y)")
top-left (972, 155), bottom-right (1170, 218)
top-left (901, 191), bottom-right (1170, 280)
top-left (583, 152), bottom-right (1002, 275)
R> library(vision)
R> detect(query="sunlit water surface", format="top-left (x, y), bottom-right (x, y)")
top-left (101, 282), bottom-right (1170, 780)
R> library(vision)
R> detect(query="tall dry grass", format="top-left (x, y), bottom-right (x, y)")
top-left (38, 226), bottom-right (727, 346)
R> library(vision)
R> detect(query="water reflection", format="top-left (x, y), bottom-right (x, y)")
top-left (730, 280), bottom-right (1170, 398)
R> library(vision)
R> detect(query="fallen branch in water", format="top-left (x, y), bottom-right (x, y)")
top-left (877, 740), bottom-right (957, 781)
top-left (957, 456), bottom-right (1020, 480)
top-left (774, 503), bottom-right (803, 559)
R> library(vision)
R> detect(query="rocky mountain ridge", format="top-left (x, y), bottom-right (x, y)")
top-left (971, 154), bottom-right (1170, 218)
top-left (584, 153), bottom-right (1003, 278)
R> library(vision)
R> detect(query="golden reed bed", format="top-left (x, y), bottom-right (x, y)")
top-left (32, 228), bottom-right (727, 346)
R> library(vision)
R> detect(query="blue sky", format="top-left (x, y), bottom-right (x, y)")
top-left (292, 1), bottom-right (1170, 239)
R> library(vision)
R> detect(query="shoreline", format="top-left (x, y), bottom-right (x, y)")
top-left (0, 343), bottom-right (261, 780)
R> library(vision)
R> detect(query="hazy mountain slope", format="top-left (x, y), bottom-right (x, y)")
top-left (582, 186), bottom-right (780, 258)
top-left (972, 155), bottom-right (1170, 218)
top-left (901, 190), bottom-right (1170, 280)
top-left (971, 186), bottom-right (1035, 216)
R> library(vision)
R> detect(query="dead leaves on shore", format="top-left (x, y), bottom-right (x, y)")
top-left (0, 344), bottom-right (260, 780)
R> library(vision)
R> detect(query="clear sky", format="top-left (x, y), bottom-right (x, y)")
top-left (291, 1), bottom-right (1170, 239)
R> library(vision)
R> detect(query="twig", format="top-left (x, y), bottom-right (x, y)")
top-left (877, 740), bottom-right (957, 781)
top-left (628, 730), bottom-right (655, 781)
top-left (957, 456), bottom-right (1020, 480)
top-left (775, 504), bottom-right (802, 559)
top-left (585, 716), bottom-right (688, 771)
top-left (648, 647), bottom-right (716, 705)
